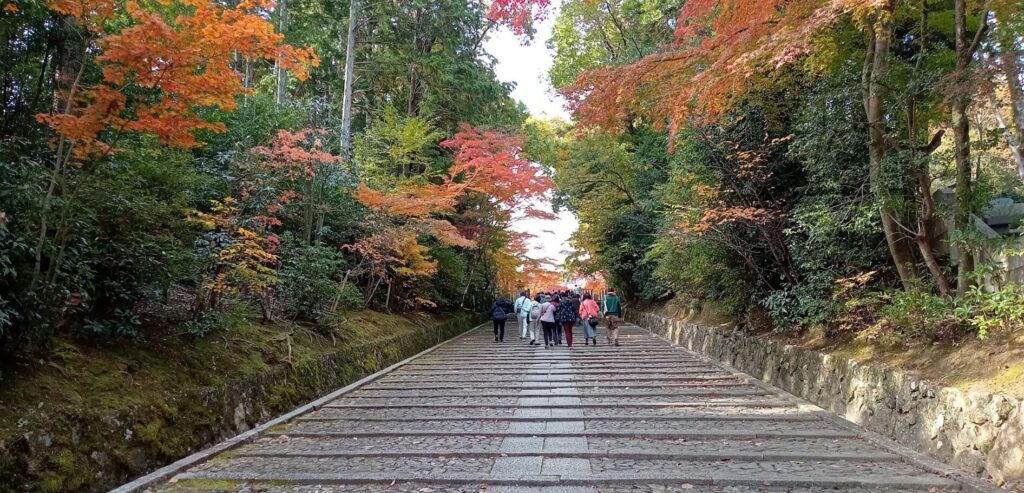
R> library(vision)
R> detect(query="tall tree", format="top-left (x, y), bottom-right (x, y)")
top-left (951, 0), bottom-right (989, 295)
top-left (340, 0), bottom-right (358, 158)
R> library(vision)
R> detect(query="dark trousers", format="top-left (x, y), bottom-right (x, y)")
top-left (493, 319), bottom-right (506, 341)
top-left (554, 324), bottom-right (563, 344)
top-left (541, 321), bottom-right (557, 346)
top-left (562, 321), bottom-right (574, 346)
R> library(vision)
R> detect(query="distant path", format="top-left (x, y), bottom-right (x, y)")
top-left (139, 324), bottom-right (991, 493)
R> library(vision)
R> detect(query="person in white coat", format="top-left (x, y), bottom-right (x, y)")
top-left (513, 291), bottom-right (533, 341)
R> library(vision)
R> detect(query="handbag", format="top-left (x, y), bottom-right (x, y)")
top-left (588, 316), bottom-right (600, 328)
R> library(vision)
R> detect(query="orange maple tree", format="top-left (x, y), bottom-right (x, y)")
top-left (352, 123), bottom-right (556, 305)
top-left (563, 0), bottom-right (869, 140)
top-left (41, 0), bottom-right (318, 159)
top-left (28, 0), bottom-right (316, 287)
top-left (442, 123), bottom-right (555, 219)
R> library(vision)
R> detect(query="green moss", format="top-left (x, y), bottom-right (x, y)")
top-left (160, 478), bottom-right (247, 491)
top-left (136, 419), bottom-right (164, 445)
top-left (361, 352), bottom-right (379, 372)
top-left (37, 471), bottom-right (64, 493)
top-left (993, 363), bottom-right (1024, 387)
top-left (238, 351), bottom-right (271, 375)
top-left (52, 449), bottom-right (75, 474)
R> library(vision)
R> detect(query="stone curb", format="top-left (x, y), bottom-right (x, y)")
top-left (107, 323), bottom-right (488, 493)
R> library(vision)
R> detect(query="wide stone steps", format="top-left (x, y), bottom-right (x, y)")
top-left (233, 435), bottom-right (898, 460)
top-left (158, 482), bottom-right (961, 493)
top-left (300, 406), bottom-right (815, 420)
top-left (170, 455), bottom-right (955, 488)
top-left (147, 324), bottom-right (982, 493)
top-left (344, 388), bottom-right (769, 398)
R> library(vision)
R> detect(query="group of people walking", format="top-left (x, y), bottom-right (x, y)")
top-left (489, 289), bottom-right (623, 348)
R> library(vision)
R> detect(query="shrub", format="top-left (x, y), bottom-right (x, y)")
top-left (277, 235), bottom-right (353, 322)
top-left (955, 284), bottom-right (1024, 340)
top-left (879, 282), bottom-right (957, 340)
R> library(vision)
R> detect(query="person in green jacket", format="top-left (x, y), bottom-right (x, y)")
top-left (602, 289), bottom-right (623, 346)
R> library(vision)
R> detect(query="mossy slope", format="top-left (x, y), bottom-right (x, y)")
top-left (0, 310), bottom-right (478, 493)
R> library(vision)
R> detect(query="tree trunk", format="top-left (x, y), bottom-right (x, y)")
top-left (275, 0), bottom-right (289, 105)
top-left (302, 178), bottom-right (314, 244)
top-left (988, 92), bottom-right (1024, 177)
top-left (863, 9), bottom-right (919, 287)
top-left (1001, 50), bottom-right (1024, 177)
top-left (952, 0), bottom-right (987, 296)
top-left (340, 0), bottom-right (358, 159)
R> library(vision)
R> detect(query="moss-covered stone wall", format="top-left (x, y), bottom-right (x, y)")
top-left (0, 312), bottom-right (479, 493)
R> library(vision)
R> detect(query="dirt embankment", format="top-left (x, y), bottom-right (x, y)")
top-left (642, 299), bottom-right (1024, 399)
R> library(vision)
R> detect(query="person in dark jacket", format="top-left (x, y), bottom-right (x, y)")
top-left (489, 297), bottom-right (514, 342)
top-left (555, 294), bottom-right (580, 347)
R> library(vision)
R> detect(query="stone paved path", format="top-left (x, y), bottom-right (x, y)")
top-left (148, 324), bottom-right (984, 493)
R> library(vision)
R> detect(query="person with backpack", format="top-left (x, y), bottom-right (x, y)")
top-left (513, 291), bottom-right (532, 341)
top-left (602, 289), bottom-right (623, 346)
top-left (579, 293), bottom-right (601, 345)
top-left (538, 294), bottom-right (558, 349)
top-left (489, 296), bottom-right (514, 343)
top-left (527, 294), bottom-right (543, 345)
top-left (554, 293), bottom-right (579, 347)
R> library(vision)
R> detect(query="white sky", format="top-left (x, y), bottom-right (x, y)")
top-left (484, 4), bottom-right (579, 267)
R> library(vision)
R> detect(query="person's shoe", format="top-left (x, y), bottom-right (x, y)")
top-left (614, 341), bottom-right (620, 347)
top-left (495, 336), bottom-right (499, 342)
top-left (530, 339), bottom-right (536, 345)
top-left (584, 339), bottom-right (589, 346)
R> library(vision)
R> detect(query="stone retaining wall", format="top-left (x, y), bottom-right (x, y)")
top-left (627, 309), bottom-right (1024, 489)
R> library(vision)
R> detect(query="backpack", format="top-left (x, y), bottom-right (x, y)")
top-left (554, 302), bottom-right (576, 323)
top-left (514, 296), bottom-right (526, 314)
top-left (491, 304), bottom-right (507, 321)
top-left (529, 303), bottom-right (542, 320)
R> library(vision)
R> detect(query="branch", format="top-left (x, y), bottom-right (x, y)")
top-left (918, 129), bottom-right (945, 154)
top-left (965, 10), bottom-right (989, 61)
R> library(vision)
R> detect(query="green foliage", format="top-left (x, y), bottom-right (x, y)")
top-left (424, 245), bottom-right (469, 309)
top-left (0, 0), bottom-right (527, 357)
top-left (277, 234), bottom-right (354, 322)
top-left (355, 107), bottom-right (445, 186)
top-left (183, 310), bottom-right (224, 337)
top-left (955, 284), bottom-right (1024, 340)
top-left (648, 236), bottom-right (749, 315)
top-left (879, 282), bottom-right (957, 340)
top-left (548, 0), bottom-right (675, 88)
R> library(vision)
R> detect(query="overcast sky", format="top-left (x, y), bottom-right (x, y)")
top-left (483, 4), bottom-right (579, 267)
